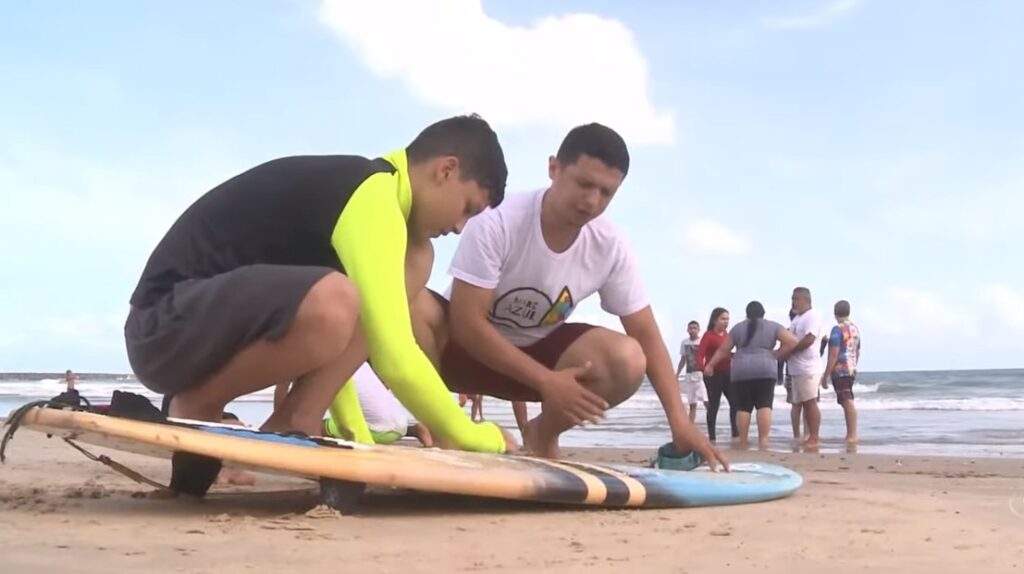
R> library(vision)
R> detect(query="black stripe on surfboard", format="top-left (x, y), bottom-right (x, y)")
top-left (554, 462), bottom-right (634, 506)
top-left (525, 458), bottom-right (636, 506)
top-left (515, 458), bottom-right (593, 505)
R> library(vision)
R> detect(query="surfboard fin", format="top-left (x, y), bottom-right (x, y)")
top-left (318, 478), bottom-right (366, 514)
top-left (107, 391), bottom-right (224, 498)
top-left (169, 451), bottom-right (223, 497)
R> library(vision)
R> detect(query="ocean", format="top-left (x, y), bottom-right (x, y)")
top-left (2, 369), bottom-right (1021, 458)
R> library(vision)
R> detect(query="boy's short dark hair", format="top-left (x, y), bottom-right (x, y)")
top-left (406, 114), bottom-right (507, 207)
top-left (687, 320), bottom-right (700, 328)
top-left (834, 300), bottom-right (851, 317)
top-left (556, 123), bottom-right (630, 175)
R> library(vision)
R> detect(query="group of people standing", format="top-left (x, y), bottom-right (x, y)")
top-left (675, 287), bottom-right (862, 450)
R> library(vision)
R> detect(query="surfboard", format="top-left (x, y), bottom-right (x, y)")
top-left (4, 404), bottom-right (802, 509)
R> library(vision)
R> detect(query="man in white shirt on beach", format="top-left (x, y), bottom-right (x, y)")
top-left (778, 286), bottom-right (823, 448)
top-left (410, 123), bottom-right (727, 470)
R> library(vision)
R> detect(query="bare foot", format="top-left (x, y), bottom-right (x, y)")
top-left (758, 438), bottom-right (770, 451)
top-left (217, 468), bottom-right (256, 486)
top-left (410, 423), bottom-right (433, 448)
top-left (801, 438), bottom-right (821, 450)
top-left (522, 417), bottom-right (560, 459)
top-left (846, 436), bottom-right (858, 445)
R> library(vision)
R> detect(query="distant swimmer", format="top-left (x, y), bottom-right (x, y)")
top-left (63, 369), bottom-right (78, 392)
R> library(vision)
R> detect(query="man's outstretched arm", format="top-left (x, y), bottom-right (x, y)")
top-left (620, 306), bottom-right (729, 472)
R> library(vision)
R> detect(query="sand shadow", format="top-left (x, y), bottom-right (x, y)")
top-left (4, 477), bottom-right (612, 520)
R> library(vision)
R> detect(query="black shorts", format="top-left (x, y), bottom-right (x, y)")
top-left (124, 264), bottom-right (335, 395)
top-left (732, 377), bottom-right (776, 412)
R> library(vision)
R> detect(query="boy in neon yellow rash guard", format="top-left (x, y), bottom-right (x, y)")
top-left (124, 115), bottom-right (515, 478)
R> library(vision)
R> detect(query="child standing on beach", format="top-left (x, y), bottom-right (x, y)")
top-left (821, 300), bottom-right (862, 444)
top-left (675, 320), bottom-right (707, 422)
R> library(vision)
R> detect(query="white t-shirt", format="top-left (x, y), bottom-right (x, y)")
top-left (447, 188), bottom-right (649, 347)
top-left (353, 363), bottom-right (410, 434)
top-left (788, 309), bottom-right (823, 375)
top-left (679, 337), bottom-right (700, 373)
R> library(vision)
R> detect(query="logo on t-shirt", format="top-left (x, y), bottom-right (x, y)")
top-left (490, 286), bottom-right (575, 329)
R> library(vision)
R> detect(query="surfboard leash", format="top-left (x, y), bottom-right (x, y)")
top-left (1, 398), bottom-right (170, 492)
top-left (61, 438), bottom-right (170, 491)
top-left (1, 399), bottom-right (69, 463)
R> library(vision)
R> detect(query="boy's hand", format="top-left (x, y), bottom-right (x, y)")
top-left (434, 423), bottom-right (519, 454)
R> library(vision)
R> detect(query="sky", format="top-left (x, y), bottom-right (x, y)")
top-left (1, 0), bottom-right (1022, 373)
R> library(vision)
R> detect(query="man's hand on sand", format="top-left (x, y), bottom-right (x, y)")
top-left (673, 423), bottom-right (731, 473)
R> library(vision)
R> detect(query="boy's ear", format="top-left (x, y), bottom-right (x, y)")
top-left (434, 156), bottom-right (459, 183)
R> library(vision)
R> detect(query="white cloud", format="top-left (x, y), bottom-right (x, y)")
top-left (891, 287), bottom-right (978, 335)
top-left (851, 284), bottom-right (1024, 369)
top-left (763, 0), bottom-right (861, 30)
top-left (858, 287), bottom-right (979, 339)
top-left (318, 0), bottom-right (675, 145)
top-left (679, 220), bottom-right (751, 256)
top-left (34, 313), bottom-right (126, 350)
top-left (879, 190), bottom-right (1024, 243)
top-left (985, 284), bottom-right (1024, 329)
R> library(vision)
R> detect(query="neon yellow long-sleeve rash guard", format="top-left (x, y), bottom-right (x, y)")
top-left (127, 149), bottom-right (505, 453)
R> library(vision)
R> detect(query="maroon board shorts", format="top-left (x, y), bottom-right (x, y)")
top-left (431, 291), bottom-right (596, 402)
top-left (831, 375), bottom-right (856, 403)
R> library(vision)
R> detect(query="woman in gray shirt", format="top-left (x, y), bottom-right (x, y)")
top-left (705, 301), bottom-right (797, 449)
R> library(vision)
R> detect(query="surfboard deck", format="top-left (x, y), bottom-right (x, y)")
top-left (4, 405), bottom-right (803, 509)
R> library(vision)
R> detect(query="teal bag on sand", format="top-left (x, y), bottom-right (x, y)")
top-left (648, 442), bottom-right (705, 471)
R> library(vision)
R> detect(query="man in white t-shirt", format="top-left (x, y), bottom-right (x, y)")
top-left (411, 123), bottom-right (726, 470)
top-left (777, 286), bottom-right (823, 448)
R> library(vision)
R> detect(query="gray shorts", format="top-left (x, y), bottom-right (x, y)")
top-left (124, 264), bottom-right (335, 395)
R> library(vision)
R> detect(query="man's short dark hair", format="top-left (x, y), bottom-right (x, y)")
top-left (793, 286), bottom-right (812, 302)
top-left (556, 123), bottom-right (630, 175)
top-left (406, 114), bottom-right (507, 207)
top-left (834, 300), bottom-right (851, 317)
top-left (687, 320), bottom-right (699, 328)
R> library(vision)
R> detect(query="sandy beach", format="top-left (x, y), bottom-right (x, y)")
top-left (1, 423), bottom-right (1020, 574)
